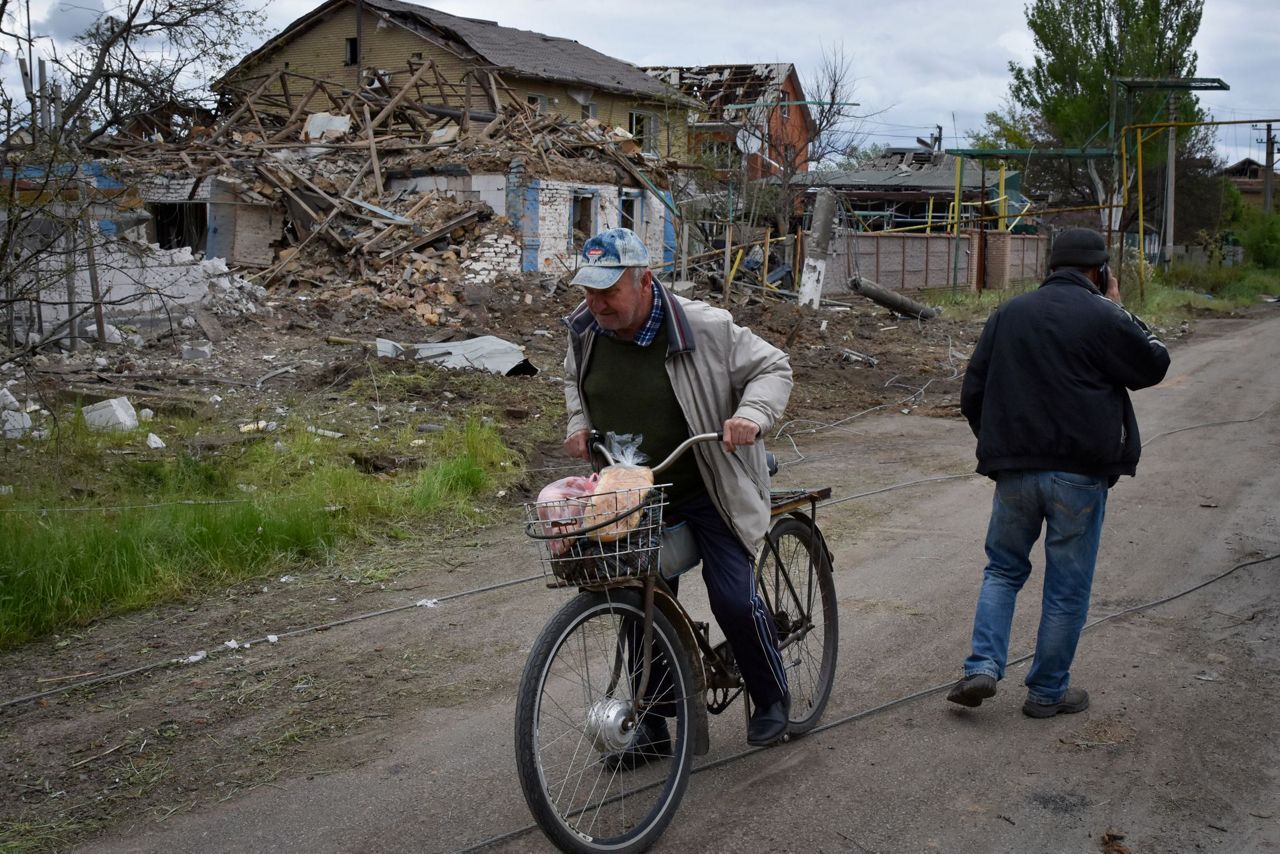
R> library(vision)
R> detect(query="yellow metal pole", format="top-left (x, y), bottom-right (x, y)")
top-left (926, 196), bottom-right (934, 234)
top-left (1136, 129), bottom-right (1146, 304)
top-left (998, 162), bottom-right (1007, 231)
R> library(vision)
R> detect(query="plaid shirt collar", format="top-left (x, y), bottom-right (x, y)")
top-left (594, 281), bottom-right (665, 347)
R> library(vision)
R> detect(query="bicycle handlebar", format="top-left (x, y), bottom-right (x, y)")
top-left (590, 432), bottom-right (723, 475)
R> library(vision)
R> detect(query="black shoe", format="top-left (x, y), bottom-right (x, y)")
top-left (1022, 687), bottom-right (1089, 718)
top-left (746, 695), bottom-right (790, 746)
top-left (604, 716), bottom-right (671, 772)
top-left (946, 673), bottom-right (997, 708)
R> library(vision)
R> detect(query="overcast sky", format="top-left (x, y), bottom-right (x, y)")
top-left (12, 0), bottom-right (1280, 165)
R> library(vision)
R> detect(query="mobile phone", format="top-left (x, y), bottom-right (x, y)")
top-left (1097, 263), bottom-right (1111, 294)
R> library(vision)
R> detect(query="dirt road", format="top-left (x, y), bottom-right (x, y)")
top-left (7, 310), bottom-right (1278, 853)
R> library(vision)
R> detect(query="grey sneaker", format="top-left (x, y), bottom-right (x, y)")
top-left (946, 673), bottom-right (997, 707)
top-left (1022, 687), bottom-right (1089, 718)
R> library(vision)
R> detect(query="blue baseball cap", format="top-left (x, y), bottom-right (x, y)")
top-left (570, 227), bottom-right (651, 289)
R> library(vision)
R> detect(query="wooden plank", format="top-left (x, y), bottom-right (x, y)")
top-left (364, 105), bottom-right (384, 196)
top-left (208, 71), bottom-right (280, 141)
top-left (376, 209), bottom-right (480, 260)
top-left (368, 60), bottom-right (436, 131)
top-left (268, 80), bottom-right (323, 143)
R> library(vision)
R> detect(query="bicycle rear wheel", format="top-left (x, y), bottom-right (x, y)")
top-left (515, 589), bottom-right (696, 853)
top-left (756, 515), bottom-right (838, 735)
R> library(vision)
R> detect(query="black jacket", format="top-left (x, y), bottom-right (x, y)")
top-left (960, 270), bottom-right (1171, 483)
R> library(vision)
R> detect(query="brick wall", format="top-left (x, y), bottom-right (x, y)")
top-left (820, 229), bottom-right (979, 292)
top-left (526, 180), bottom-right (668, 275)
top-left (983, 233), bottom-right (1048, 289)
top-left (461, 232), bottom-right (521, 285)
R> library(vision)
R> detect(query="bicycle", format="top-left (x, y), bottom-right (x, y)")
top-left (516, 432), bottom-right (838, 853)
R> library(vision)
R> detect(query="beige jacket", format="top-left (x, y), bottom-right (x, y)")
top-left (564, 285), bottom-right (793, 555)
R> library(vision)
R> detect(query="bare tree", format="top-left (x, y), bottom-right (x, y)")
top-left (0, 0), bottom-right (262, 352)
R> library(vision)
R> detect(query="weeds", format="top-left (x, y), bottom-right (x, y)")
top-left (0, 417), bottom-right (517, 648)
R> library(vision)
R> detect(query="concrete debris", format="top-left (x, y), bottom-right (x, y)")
top-left (139, 408), bottom-right (155, 421)
top-left (183, 342), bottom-right (214, 360)
top-left (181, 316), bottom-right (198, 330)
top-left (376, 338), bottom-right (406, 359)
top-left (842, 349), bottom-right (879, 368)
top-left (0, 388), bottom-right (17, 411)
top-left (306, 426), bottom-right (344, 439)
top-left (82, 397), bottom-right (139, 432)
top-left (302, 112), bottom-right (353, 143)
top-left (146, 433), bottom-right (166, 449)
top-left (0, 484), bottom-right (13, 495)
top-left (2, 410), bottom-right (32, 439)
top-left (239, 420), bottom-right (278, 433)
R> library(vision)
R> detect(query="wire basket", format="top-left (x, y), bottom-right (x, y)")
top-left (524, 485), bottom-right (667, 588)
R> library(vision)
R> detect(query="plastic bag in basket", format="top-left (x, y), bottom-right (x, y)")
top-left (536, 473), bottom-right (598, 556)
top-left (584, 433), bottom-right (654, 543)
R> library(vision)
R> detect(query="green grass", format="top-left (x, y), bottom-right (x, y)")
top-left (922, 265), bottom-right (1279, 326)
top-left (0, 416), bottom-right (517, 648)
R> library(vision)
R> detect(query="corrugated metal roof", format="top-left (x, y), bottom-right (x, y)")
top-left (805, 149), bottom-right (993, 191)
top-left (364, 0), bottom-right (682, 102)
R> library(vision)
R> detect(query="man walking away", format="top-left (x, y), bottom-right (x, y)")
top-left (947, 227), bottom-right (1170, 717)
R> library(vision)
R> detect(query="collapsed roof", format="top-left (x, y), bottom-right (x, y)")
top-left (222, 0), bottom-right (694, 105)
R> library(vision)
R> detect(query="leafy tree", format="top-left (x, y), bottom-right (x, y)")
top-left (974, 0), bottom-right (1208, 232)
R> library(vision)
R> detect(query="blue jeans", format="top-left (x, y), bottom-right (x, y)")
top-left (963, 470), bottom-right (1108, 704)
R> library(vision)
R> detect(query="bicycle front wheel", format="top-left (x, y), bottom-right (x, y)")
top-left (515, 589), bottom-right (696, 853)
top-left (757, 515), bottom-right (838, 735)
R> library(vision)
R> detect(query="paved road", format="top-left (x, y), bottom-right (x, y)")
top-left (88, 312), bottom-right (1280, 853)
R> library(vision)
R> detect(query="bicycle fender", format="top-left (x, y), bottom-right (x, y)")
top-left (651, 586), bottom-right (711, 757)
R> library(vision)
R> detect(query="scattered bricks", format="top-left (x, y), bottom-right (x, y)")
top-left (2, 410), bottom-right (32, 439)
top-left (183, 342), bottom-right (214, 360)
top-left (0, 388), bottom-right (17, 411)
top-left (82, 397), bottom-right (139, 432)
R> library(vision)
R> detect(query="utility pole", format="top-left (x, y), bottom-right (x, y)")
top-left (1262, 123), bottom-right (1275, 214)
top-left (1163, 93), bottom-right (1177, 269)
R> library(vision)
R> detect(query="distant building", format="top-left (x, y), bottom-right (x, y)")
top-left (1220, 157), bottom-right (1277, 209)
top-left (644, 63), bottom-right (815, 179)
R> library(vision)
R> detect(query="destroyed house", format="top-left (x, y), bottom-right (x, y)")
top-left (801, 145), bottom-right (1031, 232)
top-left (217, 0), bottom-right (696, 160)
top-left (644, 63), bottom-right (815, 180)
top-left (1220, 157), bottom-right (1278, 209)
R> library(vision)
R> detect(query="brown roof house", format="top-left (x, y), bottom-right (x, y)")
top-left (211, 0), bottom-right (696, 274)
top-left (644, 63), bottom-right (816, 181)
top-left (219, 0), bottom-right (695, 160)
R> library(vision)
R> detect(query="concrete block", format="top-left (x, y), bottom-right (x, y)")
top-left (82, 396), bottom-right (139, 432)
top-left (2, 410), bottom-right (31, 439)
top-left (183, 342), bottom-right (213, 360)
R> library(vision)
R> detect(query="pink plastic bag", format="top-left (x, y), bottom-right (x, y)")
top-left (536, 473), bottom-right (599, 556)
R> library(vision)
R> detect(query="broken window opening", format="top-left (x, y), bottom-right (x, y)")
top-left (701, 140), bottom-right (735, 170)
top-left (628, 111), bottom-right (658, 153)
top-left (147, 202), bottom-right (207, 253)
top-left (620, 191), bottom-right (643, 231)
top-left (344, 37), bottom-right (359, 66)
top-left (581, 102), bottom-right (597, 121)
top-left (527, 93), bottom-right (548, 114)
top-left (571, 192), bottom-right (595, 254)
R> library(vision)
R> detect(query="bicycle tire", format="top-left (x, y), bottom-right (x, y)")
top-left (756, 515), bottom-right (838, 735)
top-left (515, 589), bottom-right (696, 853)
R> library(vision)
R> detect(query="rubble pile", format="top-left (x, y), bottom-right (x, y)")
top-left (91, 64), bottom-right (672, 333)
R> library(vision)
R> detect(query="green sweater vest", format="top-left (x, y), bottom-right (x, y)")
top-left (582, 325), bottom-right (703, 502)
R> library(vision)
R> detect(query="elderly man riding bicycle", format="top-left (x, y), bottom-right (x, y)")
top-left (561, 226), bottom-right (794, 753)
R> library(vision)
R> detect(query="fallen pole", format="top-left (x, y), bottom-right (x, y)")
top-left (849, 275), bottom-right (940, 320)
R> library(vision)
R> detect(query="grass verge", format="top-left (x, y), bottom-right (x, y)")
top-left (0, 417), bottom-right (516, 648)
